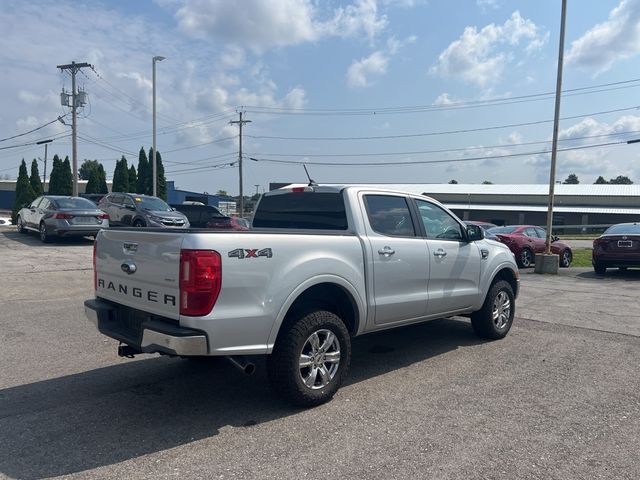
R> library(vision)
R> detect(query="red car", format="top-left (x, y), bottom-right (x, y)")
top-left (206, 215), bottom-right (249, 231)
top-left (486, 225), bottom-right (573, 268)
top-left (592, 222), bottom-right (640, 274)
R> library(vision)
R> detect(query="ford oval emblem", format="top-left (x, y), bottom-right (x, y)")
top-left (121, 261), bottom-right (137, 275)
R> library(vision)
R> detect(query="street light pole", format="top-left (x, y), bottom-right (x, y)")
top-left (152, 55), bottom-right (165, 197)
top-left (36, 139), bottom-right (53, 193)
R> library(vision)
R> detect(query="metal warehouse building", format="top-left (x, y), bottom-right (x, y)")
top-left (273, 183), bottom-right (640, 230)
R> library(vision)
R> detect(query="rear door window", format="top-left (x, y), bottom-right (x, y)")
top-left (364, 195), bottom-right (416, 237)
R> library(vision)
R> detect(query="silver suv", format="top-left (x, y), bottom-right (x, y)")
top-left (99, 193), bottom-right (190, 228)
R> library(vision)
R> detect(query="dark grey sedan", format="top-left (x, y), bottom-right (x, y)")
top-left (16, 196), bottom-right (109, 243)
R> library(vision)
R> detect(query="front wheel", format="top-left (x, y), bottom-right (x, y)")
top-left (471, 280), bottom-right (515, 340)
top-left (268, 310), bottom-right (351, 407)
top-left (560, 249), bottom-right (572, 268)
top-left (593, 262), bottom-right (606, 275)
top-left (132, 219), bottom-right (146, 228)
top-left (39, 222), bottom-right (52, 243)
top-left (518, 248), bottom-right (533, 268)
top-left (16, 216), bottom-right (26, 234)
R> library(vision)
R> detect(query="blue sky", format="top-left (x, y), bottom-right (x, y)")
top-left (2, 0), bottom-right (640, 195)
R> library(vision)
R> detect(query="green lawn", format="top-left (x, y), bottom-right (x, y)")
top-left (570, 248), bottom-right (593, 267)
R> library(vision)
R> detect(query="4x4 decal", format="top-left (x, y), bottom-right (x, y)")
top-left (228, 248), bottom-right (273, 259)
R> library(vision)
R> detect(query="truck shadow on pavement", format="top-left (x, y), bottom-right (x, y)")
top-left (0, 318), bottom-right (481, 479)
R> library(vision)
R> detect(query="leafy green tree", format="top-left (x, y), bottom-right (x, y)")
top-left (47, 155), bottom-right (62, 194)
top-left (136, 147), bottom-right (149, 194)
top-left (85, 167), bottom-right (100, 194)
top-left (79, 160), bottom-right (101, 180)
top-left (59, 156), bottom-right (73, 195)
top-left (29, 159), bottom-right (43, 196)
top-left (482, 180), bottom-right (493, 184)
top-left (216, 190), bottom-right (228, 197)
top-left (609, 175), bottom-right (633, 184)
top-left (128, 165), bottom-right (137, 192)
top-left (12, 160), bottom-right (36, 223)
top-left (594, 176), bottom-right (608, 184)
top-left (448, 179), bottom-right (458, 184)
top-left (563, 173), bottom-right (579, 184)
top-left (112, 156), bottom-right (129, 192)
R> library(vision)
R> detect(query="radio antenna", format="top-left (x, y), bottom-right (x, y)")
top-left (303, 164), bottom-right (318, 187)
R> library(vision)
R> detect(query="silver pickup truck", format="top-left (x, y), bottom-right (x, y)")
top-left (85, 185), bottom-right (519, 406)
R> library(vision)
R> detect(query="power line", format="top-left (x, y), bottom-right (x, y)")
top-left (0, 115), bottom-right (68, 143)
top-left (248, 139), bottom-right (629, 167)
top-left (246, 129), bottom-right (640, 158)
top-left (0, 133), bottom-right (71, 151)
top-left (246, 105), bottom-right (640, 141)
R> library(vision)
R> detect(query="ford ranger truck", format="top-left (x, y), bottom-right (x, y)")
top-left (85, 185), bottom-right (520, 406)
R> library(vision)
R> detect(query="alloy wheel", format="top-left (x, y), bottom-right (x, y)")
top-left (492, 291), bottom-right (511, 329)
top-left (298, 329), bottom-right (341, 390)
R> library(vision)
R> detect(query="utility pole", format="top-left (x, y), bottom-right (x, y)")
top-left (229, 112), bottom-right (251, 216)
top-left (152, 55), bottom-right (166, 197)
top-left (57, 61), bottom-right (91, 196)
top-left (36, 139), bottom-right (53, 193)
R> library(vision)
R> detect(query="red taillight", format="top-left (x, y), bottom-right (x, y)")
top-left (54, 213), bottom-right (74, 219)
top-left (180, 249), bottom-right (222, 316)
top-left (93, 241), bottom-right (97, 290)
top-left (97, 213), bottom-right (109, 220)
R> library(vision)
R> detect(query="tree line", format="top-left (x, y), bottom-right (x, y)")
top-left (11, 147), bottom-right (166, 223)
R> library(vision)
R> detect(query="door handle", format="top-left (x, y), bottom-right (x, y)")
top-left (378, 246), bottom-right (395, 257)
top-left (433, 248), bottom-right (447, 258)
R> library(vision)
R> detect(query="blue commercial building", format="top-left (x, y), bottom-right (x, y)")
top-left (166, 181), bottom-right (223, 207)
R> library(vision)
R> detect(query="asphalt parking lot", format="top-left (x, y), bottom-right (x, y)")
top-left (0, 228), bottom-right (638, 480)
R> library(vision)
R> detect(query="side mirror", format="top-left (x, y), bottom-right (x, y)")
top-left (466, 224), bottom-right (484, 241)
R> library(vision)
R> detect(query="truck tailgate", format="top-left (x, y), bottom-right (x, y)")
top-left (95, 229), bottom-right (183, 319)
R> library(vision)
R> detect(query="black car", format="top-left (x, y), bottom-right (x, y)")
top-left (99, 193), bottom-right (189, 228)
top-left (592, 222), bottom-right (640, 274)
top-left (170, 203), bottom-right (248, 229)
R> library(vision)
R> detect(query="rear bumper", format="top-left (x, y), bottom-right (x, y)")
top-left (84, 298), bottom-right (208, 356)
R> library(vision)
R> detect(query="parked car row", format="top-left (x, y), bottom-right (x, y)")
top-left (15, 192), bottom-right (250, 242)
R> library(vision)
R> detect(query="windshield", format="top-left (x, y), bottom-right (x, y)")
top-left (135, 196), bottom-right (172, 211)
top-left (604, 224), bottom-right (640, 235)
top-left (53, 197), bottom-right (98, 210)
top-left (487, 226), bottom-right (518, 234)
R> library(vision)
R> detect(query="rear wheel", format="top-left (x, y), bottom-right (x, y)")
top-left (560, 249), bottom-right (572, 268)
top-left (16, 216), bottom-right (26, 234)
top-left (39, 222), bottom-right (51, 243)
top-left (471, 280), bottom-right (515, 340)
top-left (518, 248), bottom-right (533, 268)
top-left (268, 310), bottom-right (351, 407)
top-left (132, 219), bottom-right (146, 227)
top-left (594, 262), bottom-right (606, 275)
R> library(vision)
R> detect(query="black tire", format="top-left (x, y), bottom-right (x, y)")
top-left (268, 310), bottom-right (351, 407)
top-left (594, 262), bottom-right (606, 275)
top-left (517, 248), bottom-right (533, 268)
top-left (132, 219), bottom-right (146, 228)
top-left (560, 249), bottom-right (572, 268)
top-left (471, 280), bottom-right (515, 340)
top-left (16, 216), bottom-right (26, 234)
top-left (39, 222), bottom-right (52, 243)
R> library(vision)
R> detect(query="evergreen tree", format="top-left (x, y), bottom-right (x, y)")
top-left (128, 165), bottom-right (137, 192)
top-left (112, 156), bottom-right (129, 192)
top-left (12, 160), bottom-right (36, 223)
top-left (30, 159), bottom-right (43, 196)
top-left (148, 148), bottom-right (167, 199)
top-left (156, 150), bottom-right (167, 200)
top-left (79, 160), bottom-right (101, 180)
top-left (60, 156), bottom-right (73, 195)
top-left (85, 167), bottom-right (100, 194)
top-left (136, 147), bottom-right (148, 194)
top-left (594, 176), bottom-right (608, 184)
top-left (563, 173), bottom-right (580, 184)
top-left (609, 175), bottom-right (633, 184)
top-left (47, 155), bottom-right (62, 194)
top-left (97, 163), bottom-right (108, 193)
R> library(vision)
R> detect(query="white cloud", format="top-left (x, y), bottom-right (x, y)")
top-left (477, 0), bottom-right (501, 10)
top-left (430, 11), bottom-right (547, 88)
top-left (219, 45), bottom-right (246, 70)
top-left (347, 51), bottom-right (389, 88)
top-left (176, 0), bottom-right (388, 52)
top-left (566, 0), bottom-right (640, 73)
top-left (433, 93), bottom-right (457, 105)
top-left (346, 34), bottom-right (415, 88)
